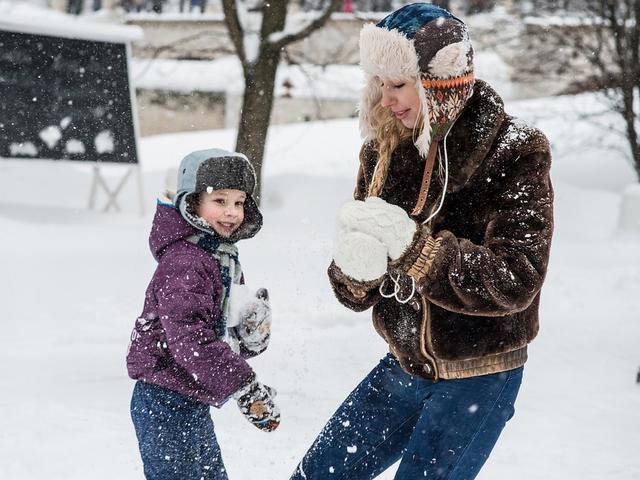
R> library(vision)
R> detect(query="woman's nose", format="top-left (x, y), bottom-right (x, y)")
top-left (380, 88), bottom-right (395, 108)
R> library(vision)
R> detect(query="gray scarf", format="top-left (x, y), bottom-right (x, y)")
top-left (187, 233), bottom-right (242, 338)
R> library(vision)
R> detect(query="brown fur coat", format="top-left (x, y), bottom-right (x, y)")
top-left (328, 80), bottom-right (554, 380)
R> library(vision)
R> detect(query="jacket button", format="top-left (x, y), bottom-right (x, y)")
top-left (423, 363), bottom-right (432, 374)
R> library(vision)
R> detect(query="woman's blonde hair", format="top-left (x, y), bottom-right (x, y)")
top-left (367, 86), bottom-right (424, 197)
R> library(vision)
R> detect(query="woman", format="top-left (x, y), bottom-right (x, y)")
top-left (291, 3), bottom-right (553, 479)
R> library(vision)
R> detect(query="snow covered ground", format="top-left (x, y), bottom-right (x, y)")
top-left (1, 87), bottom-right (639, 479)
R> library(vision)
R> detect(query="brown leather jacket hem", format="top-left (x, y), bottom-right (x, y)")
top-left (436, 347), bottom-right (527, 380)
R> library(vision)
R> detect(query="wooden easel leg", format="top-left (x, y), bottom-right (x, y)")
top-left (87, 164), bottom-right (138, 213)
top-left (101, 167), bottom-right (133, 212)
top-left (136, 165), bottom-right (145, 216)
top-left (88, 164), bottom-right (100, 210)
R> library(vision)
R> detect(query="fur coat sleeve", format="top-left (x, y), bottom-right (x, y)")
top-left (401, 148), bottom-right (554, 317)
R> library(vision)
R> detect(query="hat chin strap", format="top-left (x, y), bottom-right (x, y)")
top-left (411, 140), bottom-right (439, 217)
top-left (411, 122), bottom-right (455, 225)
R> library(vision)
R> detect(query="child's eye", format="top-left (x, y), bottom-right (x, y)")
top-left (214, 198), bottom-right (225, 205)
top-left (236, 201), bottom-right (245, 208)
top-left (394, 83), bottom-right (405, 89)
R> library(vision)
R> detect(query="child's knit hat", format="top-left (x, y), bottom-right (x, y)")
top-left (359, 2), bottom-right (475, 156)
top-left (174, 148), bottom-right (263, 242)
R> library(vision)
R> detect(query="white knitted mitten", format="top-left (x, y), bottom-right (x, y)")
top-left (333, 231), bottom-right (388, 282)
top-left (338, 197), bottom-right (416, 261)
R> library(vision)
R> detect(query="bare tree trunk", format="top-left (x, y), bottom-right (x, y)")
top-left (222, 0), bottom-right (339, 202)
top-left (236, 51), bottom-right (280, 199)
top-left (232, 0), bottom-right (288, 201)
top-left (627, 0), bottom-right (640, 179)
top-left (557, 0), bottom-right (640, 182)
top-left (621, 85), bottom-right (640, 180)
top-left (605, 0), bottom-right (640, 181)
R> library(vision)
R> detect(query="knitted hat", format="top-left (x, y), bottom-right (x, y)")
top-left (359, 3), bottom-right (475, 157)
top-left (174, 148), bottom-right (263, 242)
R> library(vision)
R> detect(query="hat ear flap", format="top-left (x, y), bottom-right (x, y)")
top-left (427, 41), bottom-right (473, 78)
top-left (358, 77), bottom-right (382, 141)
top-left (237, 194), bottom-right (263, 240)
top-left (413, 77), bottom-right (432, 158)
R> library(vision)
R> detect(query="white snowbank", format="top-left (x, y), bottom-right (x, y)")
top-left (0, 0), bottom-right (142, 43)
top-left (132, 56), bottom-right (364, 100)
top-left (0, 88), bottom-right (638, 480)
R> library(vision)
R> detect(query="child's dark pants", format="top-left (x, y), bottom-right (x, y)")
top-left (131, 381), bottom-right (228, 480)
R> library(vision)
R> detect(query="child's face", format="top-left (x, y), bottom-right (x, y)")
top-left (379, 77), bottom-right (421, 129)
top-left (196, 188), bottom-right (246, 237)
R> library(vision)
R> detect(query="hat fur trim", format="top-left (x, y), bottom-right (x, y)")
top-left (358, 76), bottom-right (381, 142)
top-left (358, 23), bottom-right (432, 156)
top-left (413, 77), bottom-right (432, 157)
top-left (359, 23), bottom-right (421, 80)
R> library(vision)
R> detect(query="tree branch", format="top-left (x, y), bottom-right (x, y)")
top-left (134, 32), bottom-right (234, 81)
top-left (272, 0), bottom-right (340, 50)
top-left (222, 0), bottom-right (247, 66)
top-left (628, 0), bottom-right (640, 82)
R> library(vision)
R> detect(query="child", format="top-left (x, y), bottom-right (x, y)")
top-left (127, 148), bottom-right (279, 480)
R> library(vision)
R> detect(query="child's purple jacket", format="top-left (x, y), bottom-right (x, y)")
top-left (126, 202), bottom-right (253, 407)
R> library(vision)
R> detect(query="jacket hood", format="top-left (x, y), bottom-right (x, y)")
top-left (173, 148), bottom-right (263, 243)
top-left (149, 201), bottom-right (197, 262)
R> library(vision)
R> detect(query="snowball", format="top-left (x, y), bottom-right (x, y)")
top-left (227, 284), bottom-right (261, 327)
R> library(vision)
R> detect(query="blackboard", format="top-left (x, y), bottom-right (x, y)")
top-left (0, 28), bottom-right (138, 164)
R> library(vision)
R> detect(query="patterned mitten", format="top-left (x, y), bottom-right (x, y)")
top-left (338, 197), bottom-right (417, 260)
top-left (333, 231), bottom-right (388, 282)
top-left (233, 374), bottom-right (280, 432)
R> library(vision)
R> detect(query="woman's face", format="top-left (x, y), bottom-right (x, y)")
top-left (196, 188), bottom-right (246, 237)
top-left (379, 78), bottom-right (421, 129)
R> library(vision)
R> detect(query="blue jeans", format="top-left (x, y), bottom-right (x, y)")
top-left (291, 353), bottom-right (523, 480)
top-left (130, 381), bottom-right (228, 480)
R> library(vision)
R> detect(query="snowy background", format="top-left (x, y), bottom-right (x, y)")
top-left (1, 2), bottom-right (640, 480)
top-left (2, 92), bottom-right (640, 479)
